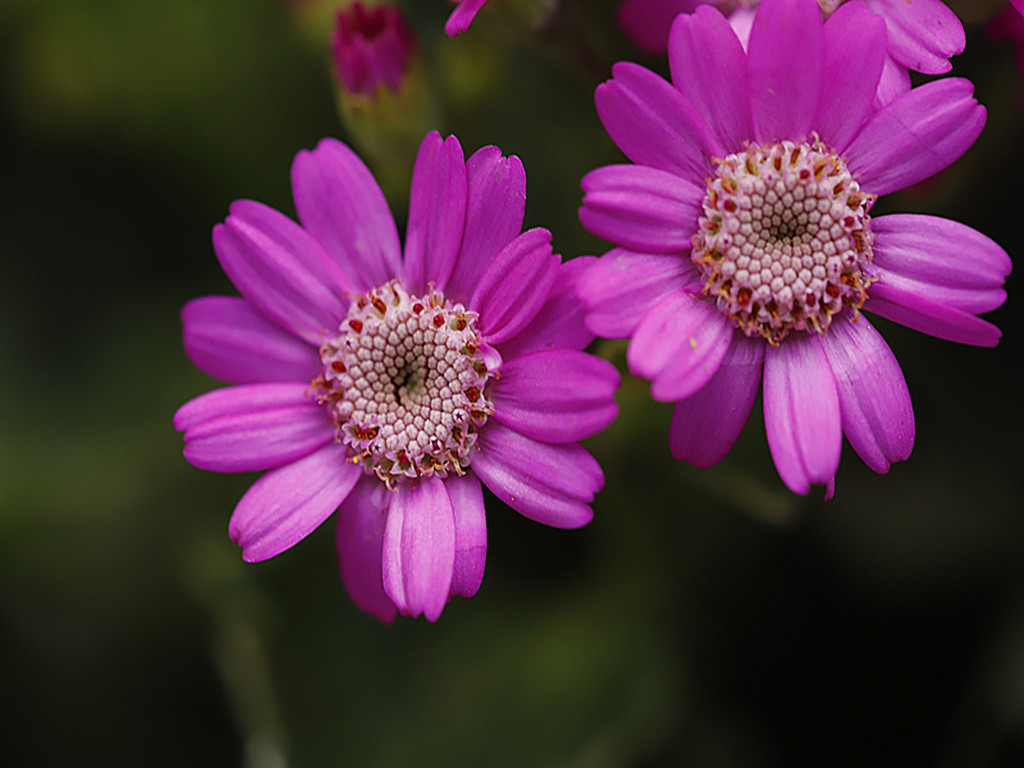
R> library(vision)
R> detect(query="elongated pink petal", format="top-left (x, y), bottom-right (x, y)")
top-left (865, 284), bottom-right (1003, 348)
top-left (175, 383), bottom-right (334, 473)
top-left (577, 249), bottom-right (700, 338)
top-left (445, 146), bottom-right (527, 305)
top-left (490, 349), bottom-right (620, 443)
top-left (596, 62), bottom-right (719, 179)
top-left (403, 132), bottom-right (467, 295)
top-left (821, 316), bottom-right (914, 474)
top-left (864, 0), bottom-right (964, 74)
top-left (747, 0), bottom-right (823, 143)
top-left (471, 228), bottom-right (560, 345)
top-left (229, 442), bottom-right (360, 562)
top-left (382, 477), bottom-right (455, 622)
top-left (472, 422), bottom-right (602, 529)
top-left (291, 138), bottom-right (402, 292)
top-left (669, 334), bottom-right (763, 468)
top-left (213, 201), bottom-right (352, 346)
top-left (813, 4), bottom-right (886, 153)
top-left (873, 53), bottom-right (912, 110)
top-left (844, 79), bottom-right (985, 197)
top-left (446, 474), bottom-right (487, 599)
top-left (763, 335), bottom-right (841, 496)
top-left (618, 0), bottom-right (704, 54)
top-left (668, 5), bottom-right (752, 154)
top-left (580, 165), bottom-right (704, 253)
top-left (335, 478), bottom-right (396, 623)
top-left (871, 214), bottom-right (1011, 315)
top-left (628, 291), bottom-right (734, 402)
top-left (497, 256), bottom-right (597, 359)
top-left (445, 0), bottom-right (488, 36)
top-left (181, 296), bottom-right (320, 384)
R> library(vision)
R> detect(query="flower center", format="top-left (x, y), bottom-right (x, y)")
top-left (691, 139), bottom-right (876, 346)
top-left (314, 281), bottom-right (494, 487)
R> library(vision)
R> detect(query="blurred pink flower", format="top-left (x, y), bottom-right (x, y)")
top-left (175, 132), bottom-right (618, 621)
top-left (579, 0), bottom-right (1010, 497)
top-left (331, 2), bottom-right (415, 97)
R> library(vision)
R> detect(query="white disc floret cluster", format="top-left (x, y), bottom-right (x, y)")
top-left (315, 281), bottom-right (494, 487)
top-left (692, 138), bottom-right (877, 345)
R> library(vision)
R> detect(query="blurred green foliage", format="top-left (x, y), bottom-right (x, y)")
top-left (1, 0), bottom-right (1022, 766)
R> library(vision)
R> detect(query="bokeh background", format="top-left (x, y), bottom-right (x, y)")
top-left (1, 0), bottom-right (1023, 765)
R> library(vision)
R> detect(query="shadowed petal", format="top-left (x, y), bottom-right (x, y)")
top-left (628, 291), bottom-right (734, 402)
top-left (335, 478), bottom-right (396, 623)
top-left (596, 62), bottom-right (719, 179)
top-left (181, 296), bottom-right (320, 384)
top-left (490, 349), bottom-right (620, 443)
top-left (668, 6), bottom-right (753, 154)
top-left (291, 138), bottom-right (402, 292)
top-left (382, 477), bottom-right (455, 622)
top-left (213, 200), bottom-right (352, 346)
top-left (229, 442), bottom-right (360, 562)
top-left (618, 0), bottom-right (704, 54)
top-left (577, 249), bottom-right (700, 339)
top-left (821, 316), bottom-right (914, 474)
top-left (844, 79), bottom-right (985, 197)
top-left (403, 132), bottom-right (467, 295)
top-left (446, 474), bottom-right (487, 599)
top-left (747, 0), bottom-right (823, 143)
top-left (472, 422), bottom-right (602, 529)
top-left (865, 0), bottom-right (964, 74)
top-left (669, 334), bottom-right (763, 468)
top-left (763, 335), bottom-right (841, 496)
top-left (174, 382), bottom-right (334, 473)
top-left (580, 165), bottom-right (704, 253)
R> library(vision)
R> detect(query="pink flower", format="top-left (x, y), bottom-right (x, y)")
top-left (618, 0), bottom-right (964, 104)
top-left (174, 132), bottom-right (618, 622)
top-left (578, 0), bottom-right (1010, 497)
top-left (331, 2), bottom-right (416, 97)
top-left (446, 0), bottom-right (490, 37)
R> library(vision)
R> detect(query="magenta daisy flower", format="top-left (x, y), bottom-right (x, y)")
top-left (446, 0), bottom-right (490, 37)
top-left (174, 131), bottom-right (618, 622)
top-left (617, 0), bottom-right (964, 104)
top-left (578, 0), bottom-right (1010, 497)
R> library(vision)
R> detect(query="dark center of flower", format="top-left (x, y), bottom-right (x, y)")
top-left (691, 139), bottom-right (877, 346)
top-left (314, 281), bottom-right (494, 487)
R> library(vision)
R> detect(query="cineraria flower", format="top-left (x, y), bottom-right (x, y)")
top-left (617, 0), bottom-right (964, 105)
top-left (331, 2), bottom-right (415, 98)
top-left (174, 131), bottom-right (618, 622)
top-left (578, 0), bottom-right (1010, 497)
top-left (446, 0), bottom-right (490, 36)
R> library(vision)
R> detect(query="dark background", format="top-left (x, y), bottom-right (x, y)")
top-left (1, 0), bottom-right (1022, 765)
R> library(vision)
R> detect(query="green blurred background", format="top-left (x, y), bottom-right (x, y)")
top-left (1, 0), bottom-right (1022, 765)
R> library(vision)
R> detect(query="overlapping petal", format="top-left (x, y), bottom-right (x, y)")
top-left (618, 0), bottom-right (705, 54)
top-left (864, 0), bottom-right (964, 74)
top-left (336, 479), bottom-right (396, 623)
top-left (446, 474), bottom-right (487, 599)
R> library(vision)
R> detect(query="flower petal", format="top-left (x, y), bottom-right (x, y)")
top-left (445, 0), bottom-right (488, 36)
top-left (490, 349), bottom-right (620, 443)
top-left (813, 3), bottom-right (886, 154)
top-left (762, 335), bottom-right (841, 495)
top-left (871, 214), bottom-right (1011, 314)
top-left (291, 137), bottom-right (402, 292)
top-left (864, 0), bottom-right (964, 74)
top-left (382, 476), bottom-right (455, 622)
top-left (843, 78), bottom-right (985, 197)
top-left (820, 316), bottom-right (914, 474)
top-left (577, 248), bottom-right (700, 339)
top-left (471, 228), bottom-right (560, 345)
top-left (627, 291), bottom-right (734, 402)
top-left (228, 442), bottom-right (360, 562)
top-left (445, 474), bottom-right (487, 599)
top-left (472, 422), bottom-right (602, 529)
top-left (445, 146), bottom-right (527, 305)
top-left (669, 334), bottom-right (763, 468)
top-left (403, 132), bottom-right (467, 295)
top-left (181, 296), bottom-right (320, 384)
top-left (617, 0), bottom-right (704, 55)
top-left (213, 200), bottom-right (352, 346)
top-left (497, 256), bottom-right (598, 359)
top-left (579, 164), bottom-right (704, 253)
top-left (335, 478), bottom-right (396, 623)
top-left (668, 5), bottom-right (753, 154)
top-left (747, 0), bottom-right (823, 143)
top-left (873, 53), bottom-right (912, 110)
top-left (595, 62), bottom-right (719, 179)
top-left (174, 383), bottom-right (334, 473)
top-left (865, 285), bottom-right (1003, 348)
